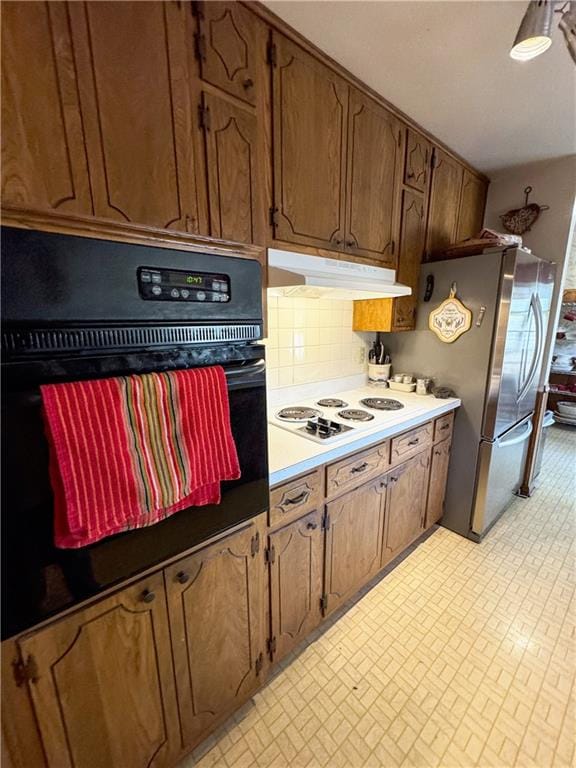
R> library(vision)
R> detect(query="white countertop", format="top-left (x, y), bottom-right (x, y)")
top-left (268, 387), bottom-right (460, 486)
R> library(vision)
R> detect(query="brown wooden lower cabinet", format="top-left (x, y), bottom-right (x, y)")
top-left (164, 516), bottom-right (267, 752)
top-left (382, 451), bottom-right (430, 565)
top-left (425, 437), bottom-right (452, 527)
top-left (2, 417), bottom-right (456, 768)
top-left (323, 476), bottom-right (387, 616)
top-left (15, 571), bottom-right (181, 768)
top-left (268, 509), bottom-right (324, 662)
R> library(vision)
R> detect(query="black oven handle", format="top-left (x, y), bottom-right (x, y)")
top-left (224, 359), bottom-right (265, 378)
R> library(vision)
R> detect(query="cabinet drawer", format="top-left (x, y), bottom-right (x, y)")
top-left (269, 468), bottom-right (324, 527)
top-left (326, 442), bottom-right (388, 498)
top-left (390, 423), bottom-right (432, 466)
top-left (434, 412), bottom-right (454, 443)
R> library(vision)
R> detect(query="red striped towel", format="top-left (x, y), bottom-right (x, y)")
top-left (40, 366), bottom-right (240, 548)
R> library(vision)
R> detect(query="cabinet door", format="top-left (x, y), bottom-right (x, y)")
top-left (344, 90), bottom-right (401, 264)
top-left (272, 33), bottom-right (348, 250)
top-left (202, 91), bottom-right (262, 244)
top-left (17, 572), bottom-right (180, 768)
top-left (404, 129), bottom-right (431, 193)
top-left (196, 1), bottom-right (258, 106)
top-left (269, 509), bottom-right (324, 663)
top-left (457, 169), bottom-right (487, 241)
top-left (425, 438), bottom-right (452, 527)
top-left (383, 452), bottom-right (429, 565)
top-left (165, 518), bottom-right (266, 750)
top-left (1, 2), bottom-right (92, 215)
top-left (70, 1), bottom-right (201, 232)
top-left (426, 148), bottom-right (463, 256)
top-left (392, 189), bottom-right (427, 330)
top-left (324, 477), bottom-right (386, 615)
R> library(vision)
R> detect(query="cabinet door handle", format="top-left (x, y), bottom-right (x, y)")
top-left (390, 476), bottom-right (398, 484)
top-left (379, 480), bottom-right (388, 489)
top-left (346, 240), bottom-right (355, 248)
top-left (351, 462), bottom-right (368, 474)
top-left (243, 77), bottom-right (254, 89)
top-left (285, 489), bottom-right (309, 505)
top-left (408, 439), bottom-right (419, 446)
top-left (440, 423), bottom-right (450, 431)
top-left (176, 571), bottom-right (190, 584)
top-left (141, 589), bottom-right (156, 603)
top-left (434, 450), bottom-right (441, 456)
top-left (306, 522), bottom-right (318, 530)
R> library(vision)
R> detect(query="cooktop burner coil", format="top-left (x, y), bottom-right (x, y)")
top-left (276, 406), bottom-right (322, 422)
top-left (337, 408), bottom-right (375, 422)
top-left (360, 397), bottom-right (404, 411)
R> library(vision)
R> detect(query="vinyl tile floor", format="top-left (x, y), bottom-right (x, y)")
top-left (180, 424), bottom-right (576, 768)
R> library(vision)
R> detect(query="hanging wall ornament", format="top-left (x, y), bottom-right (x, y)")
top-left (500, 186), bottom-right (550, 235)
top-left (429, 282), bottom-right (472, 343)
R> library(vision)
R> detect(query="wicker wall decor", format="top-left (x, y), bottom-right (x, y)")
top-left (500, 186), bottom-right (550, 235)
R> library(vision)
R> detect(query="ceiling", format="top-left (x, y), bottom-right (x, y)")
top-left (263, 0), bottom-right (576, 174)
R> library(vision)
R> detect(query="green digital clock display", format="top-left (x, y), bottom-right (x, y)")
top-left (186, 275), bottom-right (204, 285)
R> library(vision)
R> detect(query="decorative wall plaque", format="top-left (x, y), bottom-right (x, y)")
top-left (428, 283), bottom-right (472, 343)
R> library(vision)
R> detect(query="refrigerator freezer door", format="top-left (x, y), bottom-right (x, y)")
top-left (471, 414), bottom-right (533, 537)
top-left (483, 250), bottom-right (551, 440)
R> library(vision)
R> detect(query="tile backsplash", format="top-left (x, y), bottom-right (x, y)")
top-left (264, 295), bottom-right (372, 389)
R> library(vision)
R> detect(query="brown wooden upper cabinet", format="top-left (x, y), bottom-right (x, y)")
top-left (392, 189), bottom-right (427, 329)
top-left (425, 147), bottom-right (464, 256)
top-left (16, 571), bottom-right (181, 768)
top-left (352, 188), bottom-right (427, 332)
top-left (457, 168), bottom-right (488, 241)
top-left (404, 129), bottom-right (431, 194)
top-left (271, 32), bottom-right (348, 251)
top-left (1, 2), bottom-right (93, 216)
top-left (202, 91), bottom-right (262, 244)
top-left (69, 1), bottom-right (202, 233)
top-left (344, 91), bottom-right (402, 265)
top-left (271, 33), bottom-right (403, 265)
top-left (195, 1), bottom-right (259, 106)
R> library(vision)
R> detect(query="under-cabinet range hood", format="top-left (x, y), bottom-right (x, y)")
top-left (267, 249), bottom-right (412, 300)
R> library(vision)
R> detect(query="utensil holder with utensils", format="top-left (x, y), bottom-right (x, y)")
top-left (368, 363), bottom-right (392, 382)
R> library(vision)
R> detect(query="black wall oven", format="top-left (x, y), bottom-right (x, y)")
top-left (1, 227), bottom-right (268, 639)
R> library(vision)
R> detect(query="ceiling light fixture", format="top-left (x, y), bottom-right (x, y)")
top-left (510, 1), bottom-right (554, 61)
top-left (510, 0), bottom-right (576, 63)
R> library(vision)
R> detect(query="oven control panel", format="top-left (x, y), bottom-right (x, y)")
top-left (138, 267), bottom-right (230, 302)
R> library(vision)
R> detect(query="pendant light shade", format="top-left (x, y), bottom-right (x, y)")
top-left (510, 1), bottom-right (554, 61)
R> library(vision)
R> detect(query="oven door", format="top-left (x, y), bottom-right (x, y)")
top-left (2, 343), bottom-right (268, 639)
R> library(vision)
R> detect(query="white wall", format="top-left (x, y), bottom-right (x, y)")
top-left (484, 155), bottom-right (576, 377)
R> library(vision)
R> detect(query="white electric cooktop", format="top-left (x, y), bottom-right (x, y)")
top-left (268, 387), bottom-right (426, 444)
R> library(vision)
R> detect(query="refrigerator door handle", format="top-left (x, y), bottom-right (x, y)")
top-left (517, 293), bottom-right (543, 403)
top-left (496, 419), bottom-right (533, 448)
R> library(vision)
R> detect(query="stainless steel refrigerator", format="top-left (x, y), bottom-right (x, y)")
top-left (384, 247), bottom-right (556, 540)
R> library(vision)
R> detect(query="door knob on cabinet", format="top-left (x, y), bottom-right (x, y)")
top-left (346, 240), bottom-right (355, 248)
top-left (306, 522), bottom-right (318, 530)
top-left (243, 78), bottom-right (254, 89)
top-left (176, 571), bottom-right (190, 584)
top-left (141, 589), bottom-right (156, 603)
